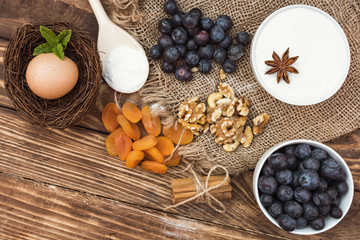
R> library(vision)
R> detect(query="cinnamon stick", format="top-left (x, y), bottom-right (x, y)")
top-left (173, 191), bottom-right (232, 204)
top-left (170, 175), bottom-right (232, 204)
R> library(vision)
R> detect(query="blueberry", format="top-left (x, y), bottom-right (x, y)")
top-left (172, 11), bottom-right (185, 26)
top-left (268, 153), bottom-right (288, 170)
top-left (286, 154), bottom-right (298, 170)
top-left (222, 59), bottom-right (236, 73)
top-left (320, 158), bottom-right (346, 181)
top-left (318, 205), bottom-right (331, 216)
top-left (199, 44), bottom-right (214, 60)
top-left (258, 175), bottom-right (278, 194)
top-left (175, 44), bottom-right (187, 58)
top-left (215, 15), bottom-right (233, 32)
top-left (312, 192), bottom-right (331, 207)
top-left (227, 44), bottom-right (245, 61)
top-left (330, 206), bottom-right (343, 219)
top-left (267, 201), bottom-right (283, 218)
top-left (296, 217), bottom-right (308, 229)
top-left (302, 202), bottom-right (319, 220)
top-left (158, 18), bottom-right (174, 34)
top-left (303, 157), bottom-right (320, 171)
top-left (187, 26), bottom-right (200, 37)
top-left (297, 161), bottom-right (305, 172)
top-left (213, 48), bottom-right (227, 64)
top-left (189, 8), bottom-right (202, 19)
top-left (299, 169), bottom-right (320, 190)
top-left (331, 196), bottom-right (341, 207)
top-left (294, 187), bottom-right (312, 203)
top-left (164, 47), bottom-right (180, 63)
top-left (218, 35), bottom-right (233, 49)
top-left (158, 34), bottom-right (174, 49)
top-left (277, 214), bottom-right (296, 231)
top-left (164, 0), bottom-right (178, 15)
top-left (198, 59), bottom-right (212, 74)
top-left (236, 31), bottom-right (251, 45)
top-left (312, 148), bottom-right (328, 161)
top-left (260, 194), bottom-right (274, 207)
top-left (290, 171), bottom-right (300, 188)
top-left (284, 145), bottom-right (296, 155)
top-left (294, 144), bottom-right (311, 159)
top-left (210, 26), bottom-right (225, 43)
top-left (161, 61), bottom-right (175, 73)
top-left (336, 181), bottom-right (348, 195)
top-left (276, 169), bottom-right (293, 185)
top-left (184, 51), bottom-right (200, 67)
top-left (194, 30), bottom-right (210, 46)
top-left (200, 17), bottom-right (214, 31)
top-left (284, 201), bottom-right (302, 218)
top-left (261, 162), bottom-right (275, 176)
top-left (182, 13), bottom-right (199, 29)
top-left (186, 39), bottom-right (198, 51)
top-left (276, 185), bottom-right (293, 202)
top-left (326, 186), bottom-right (337, 200)
top-left (309, 217), bottom-right (325, 230)
top-left (175, 65), bottom-right (192, 81)
top-left (171, 27), bottom-right (188, 44)
top-left (318, 178), bottom-right (328, 192)
top-left (149, 45), bottom-right (163, 60)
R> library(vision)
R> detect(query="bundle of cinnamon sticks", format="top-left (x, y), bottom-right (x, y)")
top-left (170, 175), bottom-right (232, 204)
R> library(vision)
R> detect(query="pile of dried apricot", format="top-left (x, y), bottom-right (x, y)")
top-left (102, 102), bottom-right (194, 174)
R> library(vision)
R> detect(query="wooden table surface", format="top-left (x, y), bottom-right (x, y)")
top-left (0, 1), bottom-right (359, 239)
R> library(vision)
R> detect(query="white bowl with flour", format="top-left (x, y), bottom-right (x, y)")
top-left (250, 5), bottom-right (350, 105)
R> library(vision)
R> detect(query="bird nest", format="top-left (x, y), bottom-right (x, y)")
top-left (4, 22), bottom-right (102, 129)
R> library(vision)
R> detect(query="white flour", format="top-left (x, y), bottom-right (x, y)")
top-left (104, 46), bottom-right (148, 93)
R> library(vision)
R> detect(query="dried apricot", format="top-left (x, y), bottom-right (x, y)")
top-left (105, 127), bottom-right (123, 156)
top-left (144, 147), bottom-right (164, 163)
top-left (141, 161), bottom-right (167, 174)
top-left (117, 113), bottom-right (139, 141)
top-left (141, 105), bottom-right (161, 136)
top-left (164, 151), bottom-right (182, 167)
top-left (133, 135), bottom-right (157, 151)
top-left (125, 150), bottom-right (145, 168)
top-left (155, 136), bottom-right (175, 156)
top-left (122, 102), bottom-right (142, 123)
top-left (130, 122), bottom-right (141, 141)
top-left (163, 122), bottom-right (194, 145)
top-left (114, 132), bottom-right (132, 160)
top-left (102, 102), bottom-right (121, 132)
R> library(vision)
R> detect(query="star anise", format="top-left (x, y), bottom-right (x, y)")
top-left (265, 48), bottom-right (299, 84)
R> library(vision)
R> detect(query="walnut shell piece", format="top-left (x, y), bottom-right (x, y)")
top-left (253, 113), bottom-right (270, 135)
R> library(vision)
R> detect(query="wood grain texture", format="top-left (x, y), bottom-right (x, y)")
top-left (0, 0), bottom-right (98, 40)
top-left (0, 173), bottom-right (284, 240)
top-left (0, 107), bottom-right (359, 239)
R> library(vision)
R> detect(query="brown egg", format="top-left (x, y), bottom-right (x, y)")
top-left (26, 53), bottom-right (79, 99)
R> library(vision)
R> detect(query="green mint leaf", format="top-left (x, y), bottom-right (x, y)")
top-left (33, 42), bottom-right (52, 56)
top-left (40, 26), bottom-right (59, 48)
top-left (57, 30), bottom-right (71, 49)
top-left (52, 43), bottom-right (65, 60)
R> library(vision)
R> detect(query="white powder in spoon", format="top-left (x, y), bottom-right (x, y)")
top-left (104, 46), bottom-right (148, 93)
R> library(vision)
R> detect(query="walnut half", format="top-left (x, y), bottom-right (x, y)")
top-left (253, 113), bottom-right (270, 135)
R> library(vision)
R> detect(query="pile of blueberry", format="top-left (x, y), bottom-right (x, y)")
top-left (258, 143), bottom-right (349, 232)
top-left (149, 0), bottom-right (250, 82)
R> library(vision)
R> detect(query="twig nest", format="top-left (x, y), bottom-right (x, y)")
top-left (4, 22), bottom-right (102, 129)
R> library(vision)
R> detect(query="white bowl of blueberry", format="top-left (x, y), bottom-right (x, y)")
top-left (253, 140), bottom-right (354, 234)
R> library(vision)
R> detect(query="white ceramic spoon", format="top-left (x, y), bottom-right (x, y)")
top-left (88, 0), bottom-right (149, 93)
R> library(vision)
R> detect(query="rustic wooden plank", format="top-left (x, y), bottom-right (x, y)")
top-left (0, 173), bottom-right (284, 240)
top-left (0, 0), bottom-right (98, 40)
top-left (0, 106), bottom-right (359, 239)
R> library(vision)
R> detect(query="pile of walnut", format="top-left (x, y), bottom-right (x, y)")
top-left (178, 83), bottom-right (269, 152)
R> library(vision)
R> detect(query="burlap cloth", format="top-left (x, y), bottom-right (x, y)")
top-left (105, 0), bottom-right (360, 175)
